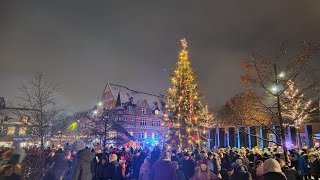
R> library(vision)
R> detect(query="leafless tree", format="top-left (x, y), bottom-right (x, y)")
top-left (239, 41), bottom-right (320, 159)
top-left (12, 72), bottom-right (64, 149)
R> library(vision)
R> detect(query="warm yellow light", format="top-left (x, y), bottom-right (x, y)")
top-left (202, 130), bottom-right (206, 134)
top-left (187, 128), bottom-right (190, 132)
top-left (188, 140), bottom-right (192, 144)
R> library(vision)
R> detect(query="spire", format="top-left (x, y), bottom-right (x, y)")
top-left (115, 92), bottom-right (121, 107)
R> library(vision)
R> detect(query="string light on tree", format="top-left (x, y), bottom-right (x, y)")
top-left (164, 38), bottom-right (213, 150)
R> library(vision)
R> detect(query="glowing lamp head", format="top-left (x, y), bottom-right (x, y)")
top-left (278, 72), bottom-right (285, 78)
top-left (98, 102), bottom-right (103, 107)
top-left (93, 110), bottom-right (98, 115)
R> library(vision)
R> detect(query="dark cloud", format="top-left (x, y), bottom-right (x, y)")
top-left (1, 1), bottom-right (320, 112)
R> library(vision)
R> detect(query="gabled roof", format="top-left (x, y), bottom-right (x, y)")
top-left (106, 83), bottom-right (166, 114)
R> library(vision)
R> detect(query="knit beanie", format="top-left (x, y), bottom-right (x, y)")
top-left (263, 159), bottom-right (282, 174)
top-left (71, 140), bottom-right (85, 152)
top-left (201, 159), bottom-right (208, 165)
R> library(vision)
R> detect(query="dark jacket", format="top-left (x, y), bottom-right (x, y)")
top-left (67, 149), bottom-right (94, 180)
top-left (151, 159), bottom-right (177, 180)
top-left (133, 155), bottom-right (144, 179)
top-left (95, 163), bottom-right (109, 180)
top-left (264, 172), bottom-right (287, 180)
top-left (310, 159), bottom-right (320, 177)
top-left (181, 158), bottom-right (195, 179)
top-left (171, 155), bottom-right (179, 162)
top-left (50, 153), bottom-right (69, 179)
top-left (108, 161), bottom-right (124, 180)
top-left (176, 169), bottom-right (186, 180)
top-left (282, 166), bottom-right (297, 180)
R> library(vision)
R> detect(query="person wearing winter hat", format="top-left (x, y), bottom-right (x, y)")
top-left (230, 164), bottom-right (252, 180)
top-left (192, 159), bottom-right (220, 180)
top-left (263, 159), bottom-right (287, 180)
top-left (207, 152), bottom-right (215, 172)
top-left (181, 152), bottom-right (195, 179)
top-left (95, 156), bottom-right (109, 180)
top-left (67, 140), bottom-right (94, 180)
top-left (172, 161), bottom-right (186, 180)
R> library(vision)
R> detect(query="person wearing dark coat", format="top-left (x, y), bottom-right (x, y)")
top-left (151, 151), bottom-right (177, 180)
top-left (95, 156), bottom-right (109, 180)
top-left (310, 155), bottom-right (320, 180)
top-left (108, 154), bottom-right (124, 180)
top-left (132, 150), bottom-right (144, 180)
top-left (180, 152), bottom-right (195, 179)
top-left (171, 150), bottom-right (179, 162)
top-left (278, 159), bottom-right (298, 180)
top-left (67, 140), bottom-right (94, 180)
top-left (44, 148), bottom-right (69, 180)
top-left (263, 159), bottom-right (287, 180)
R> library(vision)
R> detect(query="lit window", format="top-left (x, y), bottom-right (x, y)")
top-left (155, 110), bottom-right (159, 115)
top-left (140, 119), bottom-right (146, 126)
top-left (152, 132), bottom-right (155, 139)
top-left (144, 132), bottom-right (147, 139)
top-left (142, 108), bottom-right (146, 115)
top-left (139, 131), bottom-right (144, 139)
top-left (21, 116), bottom-right (29, 124)
top-left (157, 121), bottom-right (161, 126)
top-left (19, 127), bottom-right (27, 136)
top-left (7, 126), bottom-right (15, 135)
top-left (151, 120), bottom-right (155, 126)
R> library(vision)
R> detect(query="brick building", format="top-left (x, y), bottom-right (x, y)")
top-left (98, 83), bottom-right (167, 147)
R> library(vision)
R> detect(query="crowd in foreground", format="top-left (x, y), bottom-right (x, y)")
top-left (0, 141), bottom-right (319, 180)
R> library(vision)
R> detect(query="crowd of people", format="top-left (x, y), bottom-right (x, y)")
top-left (0, 140), bottom-right (319, 180)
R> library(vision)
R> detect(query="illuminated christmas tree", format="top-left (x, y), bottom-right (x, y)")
top-left (165, 38), bottom-right (208, 149)
top-left (282, 80), bottom-right (313, 147)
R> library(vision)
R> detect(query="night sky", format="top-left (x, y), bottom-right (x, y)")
top-left (1, 1), bottom-right (320, 112)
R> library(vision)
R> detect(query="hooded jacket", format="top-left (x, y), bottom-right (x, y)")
top-left (263, 159), bottom-right (287, 180)
top-left (67, 149), bottom-right (94, 180)
top-left (293, 151), bottom-right (307, 176)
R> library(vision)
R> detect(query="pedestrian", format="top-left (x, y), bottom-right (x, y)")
top-left (139, 157), bottom-right (151, 180)
top-left (207, 152), bottom-right (215, 172)
top-left (108, 153), bottom-right (124, 180)
top-left (151, 151), bottom-right (177, 180)
top-left (263, 159), bottom-right (287, 180)
top-left (181, 152), bottom-right (195, 179)
top-left (133, 150), bottom-right (144, 180)
top-left (95, 156), bottom-right (109, 180)
top-left (192, 159), bottom-right (220, 180)
top-left (231, 165), bottom-right (252, 180)
top-left (172, 161), bottom-right (186, 180)
top-left (67, 140), bottom-right (94, 180)
top-left (278, 158), bottom-right (298, 180)
top-left (310, 155), bottom-right (320, 180)
top-left (255, 160), bottom-right (264, 180)
top-left (171, 150), bottom-right (179, 162)
top-left (43, 148), bottom-right (68, 180)
top-left (0, 164), bottom-right (21, 180)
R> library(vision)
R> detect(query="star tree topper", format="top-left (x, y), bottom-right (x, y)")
top-left (181, 38), bottom-right (187, 49)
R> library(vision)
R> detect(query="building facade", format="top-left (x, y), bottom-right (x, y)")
top-left (0, 97), bottom-right (41, 147)
top-left (101, 83), bottom-right (167, 147)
